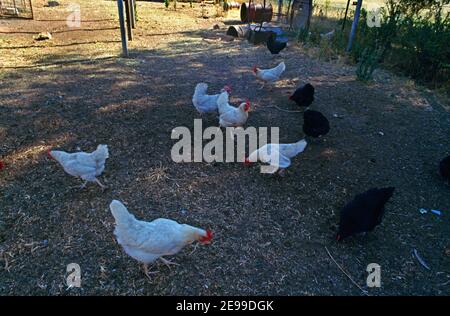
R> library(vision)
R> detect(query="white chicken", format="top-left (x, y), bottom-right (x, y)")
top-left (110, 200), bottom-right (213, 278)
top-left (48, 144), bottom-right (109, 188)
top-left (245, 139), bottom-right (307, 175)
top-left (217, 92), bottom-right (251, 127)
top-left (253, 61), bottom-right (286, 89)
top-left (192, 83), bottom-right (232, 114)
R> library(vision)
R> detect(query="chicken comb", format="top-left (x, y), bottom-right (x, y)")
top-left (47, 150), bottom-right (54, 160)
top-left (199, 229), bottom-right (214, 243)
top-left (252, 65), bottom-right (257, 73)
top-left (223, 84), bottom-right (232, 91)
top-left (0, 161), bottom-right (4, 170)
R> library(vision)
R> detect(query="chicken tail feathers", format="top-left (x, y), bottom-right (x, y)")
top-left (217, 91), bottom-right (229, 112)
top-left (93, 144), bottom-right (109, 162)
top-left (194, 83), bottom-right (208, 96)
top-left (110, 200), bottom-right (135, 226)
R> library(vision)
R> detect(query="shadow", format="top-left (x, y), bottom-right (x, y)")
top-left (0, 19), bottom-right (449, 296)
top-left (0, 40), bottom-right (122, 50)
top-left (35, 19), bottom-right (117, 22)
top-left (52, 27), bottom-right (120, 34)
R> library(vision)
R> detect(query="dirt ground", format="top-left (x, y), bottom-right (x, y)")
top-left (0, 0), bottom-right (449, 295)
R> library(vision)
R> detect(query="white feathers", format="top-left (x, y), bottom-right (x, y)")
top-left (247, 139), bottom-right (307, 173)
top-left (110, 200), bottom-right (208, 265)
top-left (254, 61), bottom-right (286, 83)
top-left (216, 92), bottom-right (250, 127)
top-left (50, 144), bottom-right (109, 187)
top-left (192, 83), bottom-right (228, 114)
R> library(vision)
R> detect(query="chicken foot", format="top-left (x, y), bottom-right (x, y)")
top-left (143, 264), bottom-right (159, 280)
top-left (95, 178), bottom-right (107, 189)
top-left (159, 257), bottom-right (179, 268)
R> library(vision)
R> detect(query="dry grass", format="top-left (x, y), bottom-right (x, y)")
top-left (0, 0), bottom-right (449, 296)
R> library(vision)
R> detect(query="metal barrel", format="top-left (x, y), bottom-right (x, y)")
top-left (240, 3), bottom-right (273, 23)
top-left (226, 25), bottom-right (251, 38)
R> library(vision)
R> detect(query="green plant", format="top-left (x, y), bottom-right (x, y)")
top-left (165, 0), bottom-right (169, 9)
top-left (356, 46), bottom-right (384, 81)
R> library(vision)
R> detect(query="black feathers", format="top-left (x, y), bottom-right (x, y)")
top-left (303, 110), bottom-right (330, 138)
top-left (289, 83), bottom-right (314, 107)
top-left (337, 187), bottom-right (395, 241)
top-left (266, 33), bottom-right (287, 55)
top-left (440, 155), bottom-right (450, 182)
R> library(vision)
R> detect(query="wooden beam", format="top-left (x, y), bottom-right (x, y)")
top-left (342, 0), bottom-right (351, 31)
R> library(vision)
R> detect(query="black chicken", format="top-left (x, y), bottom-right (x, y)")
top-left (303, 110), bottom-right (330, 138)
top-left (337, 187), bottom-right (395, 241)
top-left (289, 83), bottom-right (314, 108)
top-left (266, 32), bottom-right (287, 55)
top-left (440, 155), bottom-right (450, 182)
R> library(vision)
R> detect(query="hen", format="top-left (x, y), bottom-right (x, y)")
top-left (337, 187), bottom-right (395, 241)
top-left (192, 83), bottom-right (232, 114)
top-left (267, 32), bottom-right (287, 55)
top-left (48, 144), bottom-right (109, 188)
top-left (253, 61), bottom-right (286, 89)
top-left (440, 155), bottom-right (450, 183)
top-left (290, 83), bottom-right (315, 108)
top-left (303, 110), bottom-right (330, 138)
top-left (110, 200), bottom-right (213, 278)
top-left (245, 139), bottom-right (307, 176)
top-left (217, 92), bottom-right (251, 127)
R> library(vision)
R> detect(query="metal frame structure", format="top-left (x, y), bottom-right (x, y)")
top-left (0, 0), bottom-right (33, 19)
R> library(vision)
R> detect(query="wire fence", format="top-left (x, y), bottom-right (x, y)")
top-left (0, 0), bottom-right (33, 19)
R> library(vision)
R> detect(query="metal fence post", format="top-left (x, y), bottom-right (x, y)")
top-left (117, 0), bottom-right (129, 57)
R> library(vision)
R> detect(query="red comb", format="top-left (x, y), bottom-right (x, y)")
top-left (47, 150), bottom-right (54, 160)
top-left (199, 229), bottom-right (213, 244)
top-left (0, 161), bottom-right (4, 170)
top-left (224, 84), bottom-right (232, 91)
top-left (252, 66), bottom-right (257, 73)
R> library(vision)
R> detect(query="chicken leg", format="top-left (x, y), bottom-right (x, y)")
top-left (160, 257), bottom-right (179, 268)
top-left (95, 178), bottom-right (107, 189)
top-left (143, 264), bottom-right (158, 280)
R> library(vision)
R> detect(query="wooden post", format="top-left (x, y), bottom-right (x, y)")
top-left (346, 0), bottom-right (363, 52)
top-left (130, 0), bottom-right (136, 29)
top-left (342, 0), bottom-right (351, 31)
top-left (124, 0), bottom-right (133, 41)
top-left (117, 0), bottom-right (129, 57)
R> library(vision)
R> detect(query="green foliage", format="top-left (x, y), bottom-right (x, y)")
top-left (356, 46), bottom-right (384, 81)
top-left (165, 0), bottom-right (169, 8)
top-left (312, 0), bottom-right (450, 89)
